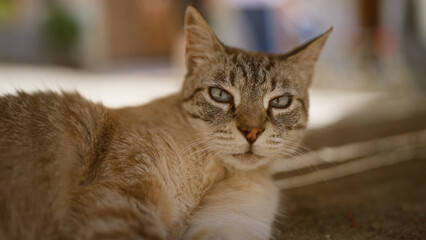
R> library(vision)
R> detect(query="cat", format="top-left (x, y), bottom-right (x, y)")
top-left (0, 6), bottom-right (330, 240)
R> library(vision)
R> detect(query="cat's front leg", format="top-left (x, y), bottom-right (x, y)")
top-left (61, 184), bottom-right (167, 240)
top-left (182, 170), bottom-right (279, 240)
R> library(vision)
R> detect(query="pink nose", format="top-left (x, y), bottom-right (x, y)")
top-left (238, 127), bottom-right (264, 144)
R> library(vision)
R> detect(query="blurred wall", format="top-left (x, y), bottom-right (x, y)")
top-left (0, 0), bottom-right (425, 91)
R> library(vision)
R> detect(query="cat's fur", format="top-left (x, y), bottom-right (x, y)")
top-left (0, 6), bottom-right (330, 240)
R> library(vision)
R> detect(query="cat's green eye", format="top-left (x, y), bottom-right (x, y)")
top-left (209, 87), bottom-right (232, 103)
top-left (270, 95), bottom-right (291, 109)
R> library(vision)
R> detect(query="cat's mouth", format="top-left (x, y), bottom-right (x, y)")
top-left (232, 151), bottom-right (263, 161)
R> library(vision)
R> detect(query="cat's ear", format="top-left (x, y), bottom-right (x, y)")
top-left (283, 28), bottom-right (332, 87)
top-left (184, 6), bottom-right (224, 73)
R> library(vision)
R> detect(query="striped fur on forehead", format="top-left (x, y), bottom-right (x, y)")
top-left (225, 48), bottom-right (278, 90)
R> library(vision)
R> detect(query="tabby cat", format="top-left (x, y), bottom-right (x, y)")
top-left (0, 6), bottom-right (330, 240)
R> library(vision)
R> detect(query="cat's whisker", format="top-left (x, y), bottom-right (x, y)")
top-left (273, 145), bottom-right (328, 176)
top-left (181, 143), bottom-right (216, 163)
top-left (179, 138), bottom-right (209, 153)
top-left (178, 138), bottom-right (211, 159)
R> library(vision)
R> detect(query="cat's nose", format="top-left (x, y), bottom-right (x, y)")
top-left (238, 127), bottom-right (264, 144)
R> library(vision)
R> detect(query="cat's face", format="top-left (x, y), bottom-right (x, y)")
top-left (181, 7), bottom-right (330, 170)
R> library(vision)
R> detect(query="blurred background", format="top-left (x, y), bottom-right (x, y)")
top-left (1, 0), bottom-right (426, 238)
top-left (0, 0), bottom-right (425, 88)
top-left (1, 0), bottom-right (425, 125)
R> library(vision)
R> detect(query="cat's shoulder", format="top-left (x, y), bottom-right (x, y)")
top-left (0, 90), bottom-right (100, 111)
top-left (0, 91), bottom-right (113, 136)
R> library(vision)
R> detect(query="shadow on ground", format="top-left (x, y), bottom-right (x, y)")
top-left (274, 96), bottom-right (426, 239)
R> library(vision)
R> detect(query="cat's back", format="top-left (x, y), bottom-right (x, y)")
top-left (0, 91), bottom-right (117, 239)
top-left (0, 91), bottom-right (115, 170)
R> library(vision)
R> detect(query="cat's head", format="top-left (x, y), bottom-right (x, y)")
top-left (181, 6), bottom-right (331, 170)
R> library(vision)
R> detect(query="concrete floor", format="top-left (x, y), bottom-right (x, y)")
top-left (273, 97), bottom-right (426, 239)
top-left (274, 158), bottom-right (426, 240)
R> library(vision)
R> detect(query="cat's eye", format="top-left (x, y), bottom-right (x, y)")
top-left (209, 87), bottom-right (232, 103)
top-left (270, 95), bottom-right (292, 109)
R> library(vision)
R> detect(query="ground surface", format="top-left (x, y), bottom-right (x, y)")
top-left (274, 158), bottom-right (426, 240)
top-left (273, 96), bottom-right (426, 239)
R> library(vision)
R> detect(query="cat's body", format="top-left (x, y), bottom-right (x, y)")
top-left (0, 92), bottom-right (268, 239)
top-left (0, 7), bottom-right (330, 240)
top-left (0, 91), bottom-right (277, 240)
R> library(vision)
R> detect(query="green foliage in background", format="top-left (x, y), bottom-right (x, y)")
top-left (0, 0), bottom-right (13, 24)
top-left (43, 5), bottom-right (80, 50)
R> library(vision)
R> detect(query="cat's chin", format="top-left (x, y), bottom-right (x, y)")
top-left (231, 152), bottom-right (262, 161)
top-left (221, 152), bottom-right (270, 170)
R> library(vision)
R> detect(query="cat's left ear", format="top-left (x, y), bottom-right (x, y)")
top-left (184, 6), bottom-right (225, 73)
top-left (283, 28), bottom-right (332, 87)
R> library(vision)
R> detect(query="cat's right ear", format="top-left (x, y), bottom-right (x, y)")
top-left (184, 6), bottom-right (224, 73)
top-left (281, 28), bottom-right (332, 88)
